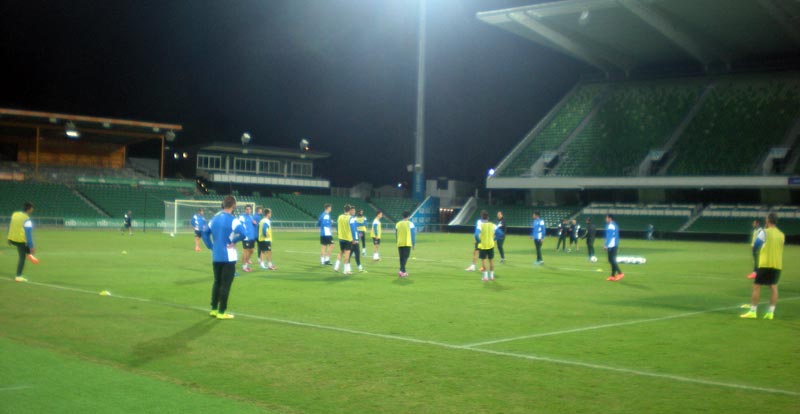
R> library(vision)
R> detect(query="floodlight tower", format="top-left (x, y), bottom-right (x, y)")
top-left (412, 0), bottom-right (427, 201)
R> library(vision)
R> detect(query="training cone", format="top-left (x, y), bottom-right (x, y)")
top-left (27, 254), bottom-right (39, 264)
top-left (99, 290), bottom-right (111, 296)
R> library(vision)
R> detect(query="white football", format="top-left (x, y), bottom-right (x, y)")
top-left (169, 233), bottom-right (175, 237)
top-left (590, 256), bottom-right (598, 262)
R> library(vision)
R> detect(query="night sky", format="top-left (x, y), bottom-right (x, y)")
top-left (1, 0), bottom-right (589, 187)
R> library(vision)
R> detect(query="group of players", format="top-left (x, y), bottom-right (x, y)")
top-left (5, 196), bottom-right (785, 321)
top-left (197, 196), bottom-right (416, 319)
top-left (192, 203), bottom-right (276, 274)
top-left (317, 203), bottom-right (416, 277)
top-left (467, 211), bottom-right (623, 282)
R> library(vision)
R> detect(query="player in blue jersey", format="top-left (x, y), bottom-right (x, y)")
top-left (465, 217), bottom-right (483, 271)
top-left (122, 210), bottom-right (133, 236)
top-left (747, 219), bottom-right (765, 279)
top-left (555, 218), bottom-right (567, 252)
top-left (568, 219), bottom-right (580, 253)
top-left (318, 204), bottom-right (333, 265)
top-left (581, 217), bottom-right (596, 260)
top-left (604, 214), bottom-right (624, 281)
top-left (238, 205), bottom-right (258, 272)
top-left (201, 195), bottom-right (247, 320)
top-left (191, 208), bottom-right (206, 252)
top-left (496, 211), bottom-right (506, 263)
top-left (530, 211), bottom-right (545, 265)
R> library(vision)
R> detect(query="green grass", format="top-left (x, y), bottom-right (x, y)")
top-left (1, 230), bottom-right (798, 413)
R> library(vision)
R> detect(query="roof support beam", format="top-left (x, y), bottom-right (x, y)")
top-left (756, 0), bottom-right (800, 46)
top-left (618, 0), bottom-right (723, 67)
top-left (507, 11), bottom-right (616, 75)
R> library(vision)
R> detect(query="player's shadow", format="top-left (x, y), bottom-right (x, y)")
top-left (393, 278), bottom-right (414, 286)
top-left (174, 276), bottom-right (209, 286)
top-left (608, 295), bottom-right (720, 312)
top-left (616, 281), bottom-right (651, 291)
top-left (128, 318), bottom-right (217, 367)
top-left (483, 281), bottom-right (509, 291)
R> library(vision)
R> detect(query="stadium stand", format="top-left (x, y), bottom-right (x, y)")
top-left (0, 181), bottom-right (98, 218)
top-left (497, 83), bottom-right (606, 177)
top-left (277, 193), bottom-right (379, 219)
top-left (686, 204), bottom-right (800, 236)
top-left (0, 162), bottom-right (151, 183)
top-left (190, 194), bottom-right (314, 222)
top-left (490, 73), bottom-right (800, 179)
top-left (668, 73), bottom-right (800, 175)
top-left (552, 79), bottom-right (704, 176)
top-left (577, 203), bottom-right (695, 233)
top-left (76, 183), bottom-right (192, 218)
top-left (469, 201), bottom-right (579, 228)
top-left (369, 197), bottom-right (420, 223)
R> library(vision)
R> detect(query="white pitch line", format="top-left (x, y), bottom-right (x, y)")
top-left (0, 385), bottom-right (33, 392)
top-left (5, 278), bottom-right (799, 397)
top-left (462, 295), bottom-right (800, 348)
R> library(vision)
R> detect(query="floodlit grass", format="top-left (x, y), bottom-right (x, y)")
top-left (1, 230), bottom-right (798, 413)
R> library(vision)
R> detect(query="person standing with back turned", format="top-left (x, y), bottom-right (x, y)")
top-left (531, 211), bottom-right (545, 265)
top-left (495, 211), bottom-right (506, 263)
top-left (202, 195), bottom-right (247, 320)
top-left (8, 202), bottom-right (37, 282)
top-left (741, 213), bottom-right (784, 320)
top-left (604, 214), bottom-right (624, 281)
top-left (395, 210), bottom-right (416, 278)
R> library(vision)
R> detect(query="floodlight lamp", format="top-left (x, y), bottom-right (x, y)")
top-left (173, 152), bottom-right (180, 160)
top-left (65, 121), bottom-right (80, 139)
top-left (241, 132), bottom-right (252, 146)
top-left (299, 138), bottom-right (310, 151)
top-left (165, 130), bottom-right (176, 142)
top-left (578, 10), bottom-right (590, 26)
top-left (488, 168), bottom-right (496, 177)
top-left (182, 152), bottom-right (188, 159)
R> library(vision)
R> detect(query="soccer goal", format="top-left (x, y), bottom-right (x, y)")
top-left (163, 199), bottom-right (256, 235)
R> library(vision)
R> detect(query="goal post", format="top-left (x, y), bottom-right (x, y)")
top-left (163, 199), bottom-right (256, 234)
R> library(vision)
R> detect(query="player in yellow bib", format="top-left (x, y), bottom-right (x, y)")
top-left (334, 204), bottom-right (356, 274)
top-left (370, 210), bottom-right (383, 261)
top-left (741, 212), bottom-right (784, 320)
top-left (475, 210), bottom-right (499, 281)
top-left (356, 209), bottom-right (368, 255)
top-left (7, 202), bottom-right (36, 282)
top-left (395, 211), bottom-right (416, 278)
top-left (257, 208), bottom-right (276, 270)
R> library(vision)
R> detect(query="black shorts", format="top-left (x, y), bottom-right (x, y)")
top-left (339, 240), bottom-right (352, 251)
top-left (194, 230), bottom-right (202, 237)
top-left (478, 248), bottom-right (495, 260)
top-left (372, 238), bottom-right (381, 246)
top-left (755, 268), bottom-right (781, 285)
top-left (242, 240), bottom-right (255, 249)
top-left (320, 236), bottom-right (333, 245)
top-left (258, 241), bottom-right (272, 252)
top-left (124, 223), bottom-right (131, 228)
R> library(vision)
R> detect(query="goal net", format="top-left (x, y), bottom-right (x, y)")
top-left (163, 199), bottom-right (257, 234)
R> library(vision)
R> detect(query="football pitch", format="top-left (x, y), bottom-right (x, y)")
top-left (1, 230), bottom-right (798, 413)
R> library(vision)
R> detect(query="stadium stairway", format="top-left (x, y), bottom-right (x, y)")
top-left (67, 185), bottom-right (110, 217)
